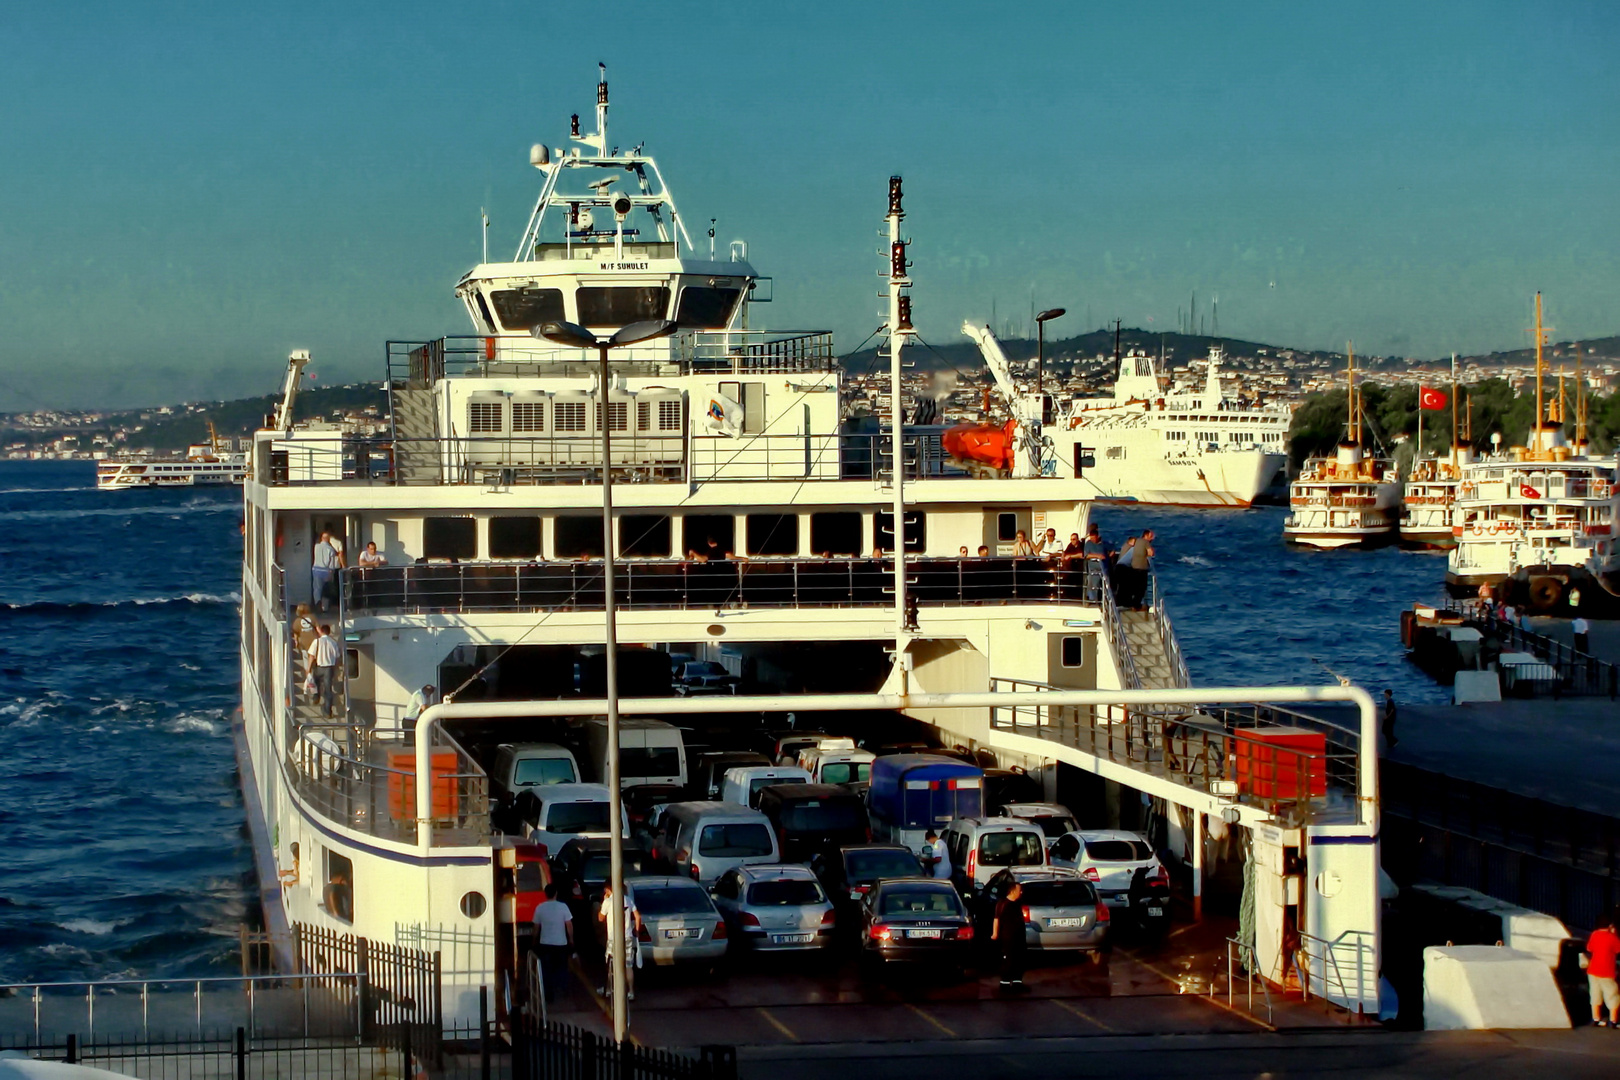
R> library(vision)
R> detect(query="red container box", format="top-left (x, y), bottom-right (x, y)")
top-left (1232, 727), bottom-right (1327, 800)
top-left (387, 750), bottom-right (461, 822)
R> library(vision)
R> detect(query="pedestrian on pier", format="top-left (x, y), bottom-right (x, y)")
top-left (1584, 909), bottom-right (1620, 1027)
top-left (1382, 689), bottom-right (1398, 750)
top-left (532, 883), bottom-right (575, 1005)
top-left (1573, 615), bottom-right (1591, 656)
top-left (993, 880), bottom-right (1028, 992)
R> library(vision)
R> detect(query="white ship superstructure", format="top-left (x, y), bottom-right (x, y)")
top-left (1399, 452), bottom-right (1465, 550)
top-left (1283, 349), bottom-right (1400, 548)
top-left (1039, 346), bottom-right (1289, 506)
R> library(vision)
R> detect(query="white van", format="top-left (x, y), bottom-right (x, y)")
top-left (491, 742), bottom-right (581, 798)
top-left (521, 783), bottom-right (630, 853)
top-left (941, 816), bottom-right (1048, 897)
top-left (581, 717), bottom-right (687, 789)
top-left (803, 748), bottom-right (875, 786)
top-left (720, 766), bottom-right (811, 809)
top-left (651, 802), bottom-right (780, 885)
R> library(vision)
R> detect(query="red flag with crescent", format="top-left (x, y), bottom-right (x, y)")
top-left (1418, 386), bottom-right (1447, 410)
top-left (1520, 483), bottom-right (1542, 499)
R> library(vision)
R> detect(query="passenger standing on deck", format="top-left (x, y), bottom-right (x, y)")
top-left (1011, 530), bottom-right (1037, 557)
top-left (1382, 689), bottom-right (1398, 749)
top-left (308, 624), bottom-right (341, 717)
top-left (403, 684), bottom-right (436, 732)
top-left (1081, 523), bottom-right (1108, 600)
top-left (358, 541), bottom-right (387, 568)
top-left (532, 883), bottom-right (575, 1005)
top-left (312, 530), bottom-right (343, 612)
top-left (993, 880), bottom-right (1028, 992)
top-left (1573, 615), bottom-right (1592, 656)
top-left (1125, 528), bottom-right (1155, 609)
top-left (1039, 528), bottom-right (1065, 559)
top-left (1584, 909), bottom-right (1620, 1027)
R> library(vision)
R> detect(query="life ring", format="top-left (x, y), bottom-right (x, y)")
top-left (1527, 576), bottom-right (1562, 610)
top-left (1470, 523), bottom-right (1483, 536)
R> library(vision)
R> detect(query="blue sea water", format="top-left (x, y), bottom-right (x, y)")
top-left (0, 462), bottom-right (1450, 983)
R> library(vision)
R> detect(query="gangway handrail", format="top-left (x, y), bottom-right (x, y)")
top-left (1296, 928), bottom-right (1376, 1020)
top-left (1225, 936), bottom-right (1274, 1024)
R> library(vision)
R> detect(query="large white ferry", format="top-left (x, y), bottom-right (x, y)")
top-left (1019, 343), bottom-right (1290, 506)
top-left (1283, 350), bottom-right (1401, 548)
top-left (96, 427), bottom-right (246, 489)
top-left (234, 74), bottom-right (1384, 1029)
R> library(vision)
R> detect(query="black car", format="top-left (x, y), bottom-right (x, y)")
top-left (622, 783), bottom-right (686, 842)
top-left (858, 879), bottom-right (974, 971)
top-left (675, 660), bottom-right (741, 696)
top-left (549, 838), bottom-right (648, 915)
top-left (756, 784), bottom-right (869, 863)
top-left (813, 844), bottom-right (928, 923)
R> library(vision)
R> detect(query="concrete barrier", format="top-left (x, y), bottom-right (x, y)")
top-left (1423, 945), bottom-right (1570, 1029)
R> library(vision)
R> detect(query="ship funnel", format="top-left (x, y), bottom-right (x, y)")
top-left (1336, 441), bottom-right (1363, 467)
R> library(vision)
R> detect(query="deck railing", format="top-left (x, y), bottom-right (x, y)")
top-left (343, 556), bottom-right (1114, 616)
top-left (1454, 600), bottom-right (1619, 699)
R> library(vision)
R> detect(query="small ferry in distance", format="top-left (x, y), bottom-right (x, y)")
top-left (96, 424), bottom-right (247, 489)
top-left (1283, 347), bottom-right (1400, 548)
top-left (1448, 294), bottom-right (1618, 606)
top-left (958, 331), bottom-right (1290, 506)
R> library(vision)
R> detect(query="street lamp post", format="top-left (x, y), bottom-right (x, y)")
top-left (1035, 307), bottom-right (1067, 398)
top-left (533, 317), bottom-right (678, 1043)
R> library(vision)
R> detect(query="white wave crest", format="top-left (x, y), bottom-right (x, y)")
top-left (0, 500), bottom-right (235, 523)
top-left (165, 713), bottom-right (222, 736)
top-left (4, 591), bottom-right (240, 611)
top-left (58, 917), bottom-right (119, 936)
top-left (1176, 555), bottom-right (1215, 567)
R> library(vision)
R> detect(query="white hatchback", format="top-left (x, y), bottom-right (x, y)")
top-left (1048, 830), bottom-right (1164, 908)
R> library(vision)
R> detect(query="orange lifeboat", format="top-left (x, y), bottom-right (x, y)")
top-left (943, 419), bottom-right (1017, 471)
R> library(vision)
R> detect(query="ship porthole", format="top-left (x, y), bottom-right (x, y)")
top-left (706, 624), bottom-right (725, 637)
top-left (460, 891), bottom-right (488, 919)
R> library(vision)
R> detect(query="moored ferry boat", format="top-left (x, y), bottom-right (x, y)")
top-left (233, 74), bottom-right (1215, 1026)
top-left (1400, 449), bottom-right (1467, 550)
top-left (1283, 349), bottom-right (1400, 548)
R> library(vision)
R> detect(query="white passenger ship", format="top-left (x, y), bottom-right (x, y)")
top-left (234, 73), bottom-right (1384, 1029)
top-left (1283, 350), bottom-right (1401, 548)
top-left (1026, 344), bottom-right (1290, 506)
top-left (97, 428), bottom-right (246, 489)
top-left (1446, 297), bottom-right (1619, 599)
top-left (234, 76), bottom-right (1197, 1023)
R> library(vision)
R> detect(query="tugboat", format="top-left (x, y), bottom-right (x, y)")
top-left (1447, 295), bottom-right (1619, 606)
top-left (1283, 347), bottom-right (1401, 548)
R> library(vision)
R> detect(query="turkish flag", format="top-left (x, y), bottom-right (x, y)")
top-left (1418, 386), bottom-right (1447, 410)
top-left (1521, 483), bottom-right (1542, 499)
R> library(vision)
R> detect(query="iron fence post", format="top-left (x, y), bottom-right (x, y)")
top-left (65, 1034), bottom-right (77, 1065)
top-left (236, 1025), bottom-right (247, 1080)
top-left (357, 937), bottom-right (370, 1040)
top-left (480, 985), bottom-right (491, 1080)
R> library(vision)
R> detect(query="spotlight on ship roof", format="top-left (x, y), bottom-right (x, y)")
top-left (1035, 308), bottom-right (1067, 396)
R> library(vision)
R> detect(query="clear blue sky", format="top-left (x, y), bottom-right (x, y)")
top-left (2, 1), bottom-right (1616, 409)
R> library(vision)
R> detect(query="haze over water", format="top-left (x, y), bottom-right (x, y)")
top-left (0, 462), bottom-right (1446, 983)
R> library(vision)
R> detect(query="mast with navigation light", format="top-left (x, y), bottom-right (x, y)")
top-left (886, 176), bottom-right (915, 646)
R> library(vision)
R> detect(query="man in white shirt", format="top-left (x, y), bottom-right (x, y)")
top-left (531, 883), bottom-right (575, 1004)
top-left (1039, 528), bottom-right (1066, 559)
top-left (598, 884), bottom-right (639, 1001)
top-left (923, 829), bottom-right (952, 880)
top-left (403, 684), bottom-right (436, 728)
top-left (307, 624), bottom-right (342, 717)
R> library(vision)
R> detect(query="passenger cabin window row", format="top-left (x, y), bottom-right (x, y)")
top-left (480, 284), bottom-right (743, 333)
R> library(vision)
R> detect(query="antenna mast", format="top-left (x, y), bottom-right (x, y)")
top-left (1346, 343), bottom-right (1358, 445)
top-left (886, 176), bottom-right (915, 643)
top-left (596, 63), bottom-right (609, 158)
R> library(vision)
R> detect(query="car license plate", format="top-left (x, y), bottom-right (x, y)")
top-left (1146, 906), bottom-right (1163, 916)
top-left (773, 933), bottom-right (814, 945)
top-left (664, 928), bottom-right (700, 939)
top-left (850, 889), bottom-right (864, 899)
top-left (907, 929), bottom-right (941, 939)
top-left (1048, 917), bottom-right (1085, 928)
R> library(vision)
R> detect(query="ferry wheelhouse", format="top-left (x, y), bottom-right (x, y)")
top-left (234, 76), bottom-right (1214, 1025)
top-left (1283, 350), bottom-right (1400, 548)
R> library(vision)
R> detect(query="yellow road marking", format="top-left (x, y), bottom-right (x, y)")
top-left (1051, 997), bottom-right (1117, 1032)
top-left (756, 1008), bottom-right (799, 1042)
top-left (574, 958), bottom-right (642, 1045)
top-left (1114, 948), bottom-right (1276, 1032)
top-left (905, 1002), bottom-right (957, 1037)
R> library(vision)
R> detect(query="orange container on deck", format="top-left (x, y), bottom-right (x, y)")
top-left (1232, 727), bottom-right (1327, 800)
top-left (387, 750), bottom-right (460, 821)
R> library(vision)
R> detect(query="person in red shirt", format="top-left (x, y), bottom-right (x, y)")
top-left (1586, 909), bottom-right (1620, 1027)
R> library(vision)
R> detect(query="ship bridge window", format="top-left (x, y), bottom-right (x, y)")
top-left (489, 287), bottom-right (566, 331)
top-left (747, 513), bottom-right (798, 556)
top-left (555, 516), bottom-right (605, 559)
top-left (621, 515), bottom-right (671, 557)
top-left (675, 286), bottom-right (742, 329)
top-left (490, 516), bottom-right (542, 559)
top-left (577, 286), bottom-right (670, 326)
top-left (875, 511), bottom-right (926, 554)
top-left (423, 517), bottom-right (477, 560)
top-left (810, 511), bottom-right (861, 556)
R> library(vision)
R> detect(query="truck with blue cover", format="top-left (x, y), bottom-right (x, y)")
top-left (866, 754), bottom-right (984, 854)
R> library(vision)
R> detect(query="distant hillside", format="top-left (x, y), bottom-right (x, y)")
top-left (128, 385), bottom-right (388, 449)
top-left (840, 327), bottom-right (1332, 375)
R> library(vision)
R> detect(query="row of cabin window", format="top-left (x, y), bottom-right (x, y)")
top-left (467, 399), bottom-right (686, 435)
top-left (417, 511), bottom-right (926, 562)
top-left (476, 285), bottom-right (741, 334)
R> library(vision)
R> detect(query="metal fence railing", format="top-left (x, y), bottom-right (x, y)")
top-left (343, 556), bottom-right (1116, 617)
top-left (1296, 929), bottom-right (1376, 1020)
top-left (1455, 600), bottom-right (1619, 699)
top-left (512, 1015), bottom-right (737, 1080)
top-left (1224, 937), bottom-right (1274, 1025)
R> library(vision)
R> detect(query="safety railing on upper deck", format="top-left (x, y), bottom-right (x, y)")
top-left (260, 431), bottom-right (971, 486)
top-left (987, 683), bottom-right (1363, 821)
top-left (342, 556), bottom-right (1113, 616)
top-left (388, 331), bottom-right (837, 387)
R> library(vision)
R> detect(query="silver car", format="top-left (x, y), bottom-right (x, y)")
top-left (624, 876), bottom-right (729, 967)
top-left (710, 864), bottom-right (836, 951)
top-left (976, 867), bottom-right (1108, 958)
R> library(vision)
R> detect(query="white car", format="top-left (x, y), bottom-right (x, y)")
top-left (1047, 829), bottom-right (1165, 908)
